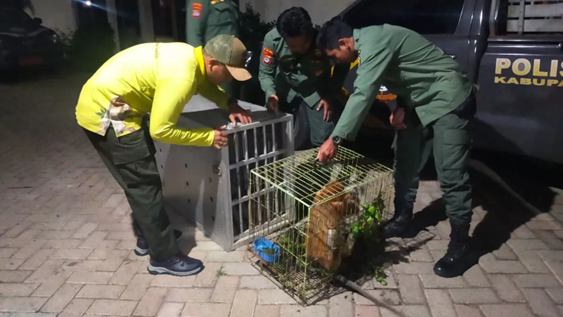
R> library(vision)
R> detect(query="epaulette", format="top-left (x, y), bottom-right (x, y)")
top-left (268, 28), bottom-right (282, 42)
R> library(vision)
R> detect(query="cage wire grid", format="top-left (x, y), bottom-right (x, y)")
top-left (226, 117), bottom-right (290, 244)
top-left (246, 147), bottom-right (395, 305)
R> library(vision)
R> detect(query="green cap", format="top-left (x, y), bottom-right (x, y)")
top-left (204, 34), bottom-right (252, 81)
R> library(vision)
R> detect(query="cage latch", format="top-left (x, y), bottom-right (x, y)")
top-left (212, 162), bottom-right (222, 176)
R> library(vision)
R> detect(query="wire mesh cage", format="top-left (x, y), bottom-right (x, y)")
top-left (246, 147), bottom-right (395, 305)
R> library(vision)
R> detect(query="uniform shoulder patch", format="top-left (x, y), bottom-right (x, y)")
top-left (263, 47), bottom-right (274, 56)
top-left (262, 47), bottom-right (274, 65)
top-left (192, 2), bottom-right (203, 18)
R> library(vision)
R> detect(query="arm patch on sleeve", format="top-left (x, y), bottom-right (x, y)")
top-left (262, 47), bottom-right (274, 64)
top-left (192, 3), bottom-right (203, 18)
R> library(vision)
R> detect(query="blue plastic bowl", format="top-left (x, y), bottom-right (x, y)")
top-left (253, 238), bottom-right (280, 263)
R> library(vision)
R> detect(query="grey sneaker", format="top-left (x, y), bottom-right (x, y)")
top-left (147, 254), bottom-right (203, 276)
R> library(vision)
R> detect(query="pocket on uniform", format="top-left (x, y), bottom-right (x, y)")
top-left (441, 129), bottom-right (470, 170)
top-left (117, 156), bottom-right (161, 187)
top-left (110, 129), bottom-right (152, 165)
top-left (211, 2), bottom-right (236, 25)
top-left (212, 2), bottom-right (230, 11)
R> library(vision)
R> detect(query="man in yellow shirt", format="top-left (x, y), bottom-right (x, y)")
top-left (76, 34), bottom-right (252, 276)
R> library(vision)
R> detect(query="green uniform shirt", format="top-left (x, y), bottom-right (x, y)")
top-left (333, 24), bottom-right (473, 141)
top-left (186, 0), bottom-right (239, 47)
top-left (258, 28), bottom-right (350, 108)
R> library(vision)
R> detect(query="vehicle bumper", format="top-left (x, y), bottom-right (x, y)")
top-left (0, 45), bottom-right (64, 71)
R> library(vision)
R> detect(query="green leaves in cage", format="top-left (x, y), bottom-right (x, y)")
top-left (374, 267), bottom-right (388, 286)
top-left (350, 192), bottom-right (386, 243)
top-left (261, 247), bottom-right (278, 255)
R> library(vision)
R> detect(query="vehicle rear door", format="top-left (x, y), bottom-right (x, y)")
top-left (473, 0), bottom-right (563, 163)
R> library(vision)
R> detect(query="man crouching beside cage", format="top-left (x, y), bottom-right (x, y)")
top-left (315, 17), bottom-right (477, 278)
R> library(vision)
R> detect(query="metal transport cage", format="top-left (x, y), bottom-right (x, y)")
top-left (153, 95), bottom-right (294, 252)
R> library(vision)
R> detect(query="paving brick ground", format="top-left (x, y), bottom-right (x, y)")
top-left (2, 74), bottom-right (563, 316)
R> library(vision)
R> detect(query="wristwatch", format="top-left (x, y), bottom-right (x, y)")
top-left (332, 136), bottom-right (343, 145)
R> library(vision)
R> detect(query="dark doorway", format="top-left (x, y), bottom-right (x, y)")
top-left (152, 0), bottom-right (174, 39)
top-left (174, 0), bottom-right (186, 42)
top-left (75, 0), bottom-right (109, 27)
top-left (116, 0), bottom-right (141, 49)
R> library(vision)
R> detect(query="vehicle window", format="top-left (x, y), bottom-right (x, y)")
top-left (494, 0), bottom-right (563, 35)
top-left (0, 9), bottom-right (33, 27)
top-left (343, 0), bottom-right (466, 35)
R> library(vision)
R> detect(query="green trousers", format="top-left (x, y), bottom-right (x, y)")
top-left (283, 98), bottom-right (336, 147)
top-left (83, 124), bottom-right (180, 261)
top-left (392, 95), bottom-right (475, 226)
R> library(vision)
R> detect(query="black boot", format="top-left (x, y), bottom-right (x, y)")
top-left (382, 207), bottom-right (413, 239)
top-left (434, 222), bottom-right (471, 278)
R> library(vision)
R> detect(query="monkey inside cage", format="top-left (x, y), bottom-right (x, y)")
top-left (247, 147), bottom-right (394, 305)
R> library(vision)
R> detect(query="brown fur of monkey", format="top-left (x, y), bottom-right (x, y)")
top-left (306, 181), bottom-right (358, 271)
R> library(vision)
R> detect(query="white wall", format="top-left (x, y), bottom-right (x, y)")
top-left (243, 0), bottom-right (356, 26)
top-left (25, 0), bottom-right (77, 33)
